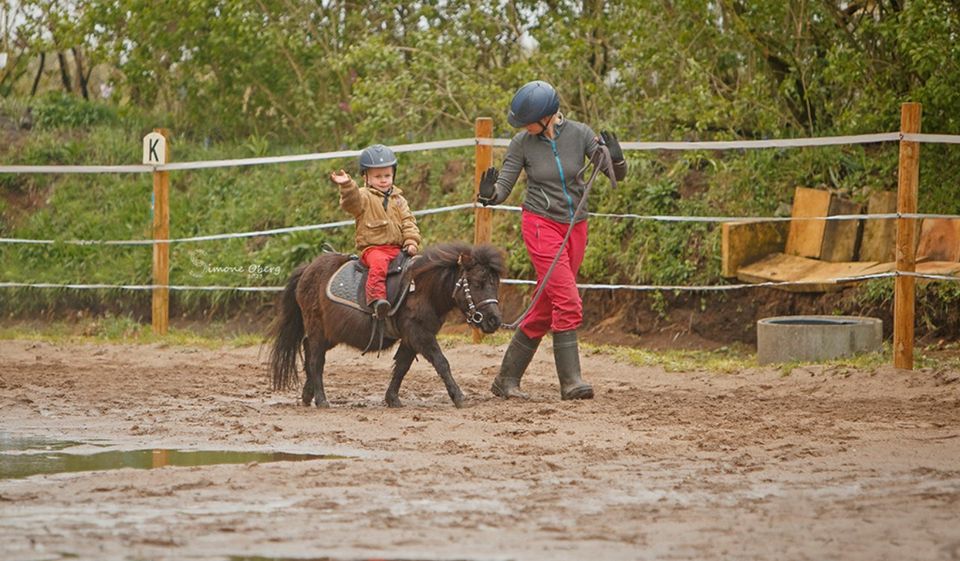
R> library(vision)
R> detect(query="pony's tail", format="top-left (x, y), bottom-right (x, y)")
top-left (269, 264), bottom-right (307, 391)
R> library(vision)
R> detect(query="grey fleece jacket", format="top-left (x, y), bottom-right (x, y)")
top-left (488, 117), bottom-right (625, 223)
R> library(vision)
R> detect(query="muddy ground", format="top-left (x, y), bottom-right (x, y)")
top-left (1, 336), bottom-right (959, 561)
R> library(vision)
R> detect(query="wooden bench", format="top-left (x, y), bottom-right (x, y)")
top-left (722, 187), bottom-right (960, 292)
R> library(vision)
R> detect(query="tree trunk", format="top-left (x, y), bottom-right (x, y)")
top-left (72, 47), bottom-right (89, 99)
top-left (57, 51), bottom-right (73, 93)
top-left (30, 52), bottom-right (46, 97)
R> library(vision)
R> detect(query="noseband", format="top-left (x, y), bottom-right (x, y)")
top-left (453, 265), bottom-right (499, 326)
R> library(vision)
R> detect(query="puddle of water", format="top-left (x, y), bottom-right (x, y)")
top-left (0, 435), bottom-right (346, 480)
top-left (0, 434), bottom-right (105, 452)
top-left (231, 558), bottom-right (476, 561)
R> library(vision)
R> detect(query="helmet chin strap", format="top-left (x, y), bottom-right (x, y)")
top-left (533, 116), bottom-right (551, 136)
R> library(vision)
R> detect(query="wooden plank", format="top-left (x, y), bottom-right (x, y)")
top-left (859, 191), bottom-right (897, 262)
top-left (737, 253), bottom-right (823, 291)
top-left (859, 261), bottom-right (896, 276)
top-left (917, 261), bottom-right (960, 276)
top-left (894, 102), bottom-right (921, 370)
top-left (801, 260), bottom-right (882, 285)
top-left (784, 187), bottom-right (831, 258)
top-left (737, 252), bottom-right (880, 293)
top-left (821, 196), bottom-right (862, 262)
top-left (855, 260), bottom-right (959, 278)
top-left (720, 220), bottom-right (788, 278)
top-left (916, 218), bottom-right (960, 262)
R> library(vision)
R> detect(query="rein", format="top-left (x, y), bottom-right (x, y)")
top-left (501, 144), bottom-right (617, 330)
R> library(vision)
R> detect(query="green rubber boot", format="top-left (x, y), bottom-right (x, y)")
top-left (491, 329), bottom-right (541, 399)
top-left (553, 330), bottom-right (594, 400)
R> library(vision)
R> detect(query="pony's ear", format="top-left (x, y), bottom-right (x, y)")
top-left (458, 252), bottom-right (474, 267)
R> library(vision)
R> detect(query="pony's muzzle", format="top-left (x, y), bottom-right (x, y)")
top-left (478, 306), bottom-right (502, 333)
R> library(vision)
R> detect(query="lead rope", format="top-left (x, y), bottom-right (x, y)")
top-left (501, 144), bottom-right (617, 330)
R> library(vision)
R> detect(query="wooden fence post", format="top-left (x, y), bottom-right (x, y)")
top-left (894, 103), bottom-right (921, 370)
top-left (147, 128), bottom-right (171, 335)
top-left (473, 118), bottom-right (494, 343)
top-left (474, 118), bottom-right (493, 245)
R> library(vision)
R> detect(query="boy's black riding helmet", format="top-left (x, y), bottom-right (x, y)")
top-left (359, 144), bottom-right (398, 174)
top-left (507, 81), bottom-right (560, 128)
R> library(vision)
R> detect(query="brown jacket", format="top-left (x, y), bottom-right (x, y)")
top-left (339, 179), bottom-right (421, 252)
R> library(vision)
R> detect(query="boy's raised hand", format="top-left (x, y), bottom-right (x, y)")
top-left (330, 169), bottom-right (352, 185)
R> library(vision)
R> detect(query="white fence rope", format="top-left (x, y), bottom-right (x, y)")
top-left (6, 132), bottom-right (960, 175)
top-left (0, 138), bottom-right (478, 174)
top-left (5, 206), bottom-right (960, 247)
top-left (0, 203), bottom-right (475, 246)
top-left (486, 132), bottom-right (960, 149)
top-left (3, 271), bottom-right (958, 295)
top-left (620, 133), bottom-right (901, 150)
top-left (902, 133), bottom-right (960, 144)
top-left (4, 207), bottom-right (959, 247)
top-left (0, 282), bottom-right (282, 292)
top-left (487, 205), bottom-right (960, 223)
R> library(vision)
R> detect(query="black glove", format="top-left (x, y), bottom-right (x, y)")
top-left (478, 167), bottom-right (498, 206)
top-left (600, 130), bottom-right (624, 163)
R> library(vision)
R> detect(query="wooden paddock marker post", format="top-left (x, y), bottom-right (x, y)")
top-left (144, 129), bottom-right (170, 335)
top-left (894, 103), bottom-right (921, 370)
top-left (473, 118), bottom-right (494, 342)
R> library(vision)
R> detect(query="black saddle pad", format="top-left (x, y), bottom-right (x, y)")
top-left (326, 251), bottom-right (417, 315)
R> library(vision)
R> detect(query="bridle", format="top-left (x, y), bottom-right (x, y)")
top-left (453, 259), bottom-right (499, 326)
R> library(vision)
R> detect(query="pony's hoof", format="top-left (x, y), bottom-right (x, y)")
top-left (452, 395), bottom-right (466, 408)
top-left (314, 400), bottom-right (331, 408)
top-left (385, 397), bottom-right (403, 408)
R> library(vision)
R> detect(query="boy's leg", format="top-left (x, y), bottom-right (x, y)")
top-left (361, 246), bottom-right (401, 314)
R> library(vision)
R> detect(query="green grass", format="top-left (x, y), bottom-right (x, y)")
top-left (0, 316), bottom-right (264, 349)
top-left (592, 342), bottom-right (757, 374)
top-left (590, 339), bottom-right (959, 374)
top-left (3, 321), bottom-right (958, 373)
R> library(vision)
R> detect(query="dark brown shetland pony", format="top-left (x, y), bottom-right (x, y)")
top-left (269, 242), bottom-right (504, 408)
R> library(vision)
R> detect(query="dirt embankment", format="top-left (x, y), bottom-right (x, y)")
top-left (11, 281), bottom-right (957, 353)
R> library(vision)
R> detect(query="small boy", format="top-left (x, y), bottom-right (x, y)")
top-left (330, 144), bottom-right (421, 319)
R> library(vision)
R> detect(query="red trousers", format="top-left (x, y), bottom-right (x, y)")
top-left (519, 211), bottom-right (588, 339)
top-left (361, 245), bottom-right (401, 304)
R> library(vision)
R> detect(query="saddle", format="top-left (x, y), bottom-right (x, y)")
top-left (326, 251), bottom-right (418, 317)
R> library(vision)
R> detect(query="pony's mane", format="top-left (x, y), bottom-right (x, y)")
top-left (469, 244), bottom-right (506, 276)
top-left (411, 242), bottom-right (505, 277)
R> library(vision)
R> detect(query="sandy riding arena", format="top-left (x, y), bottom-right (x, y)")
top-left (1, 337), bottom-right (959, 561)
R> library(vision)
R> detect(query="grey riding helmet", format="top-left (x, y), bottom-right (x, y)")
top-left (507, 80), bottom-right (560, 127)
top-left (359, 144), bottom-right (398, 174)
